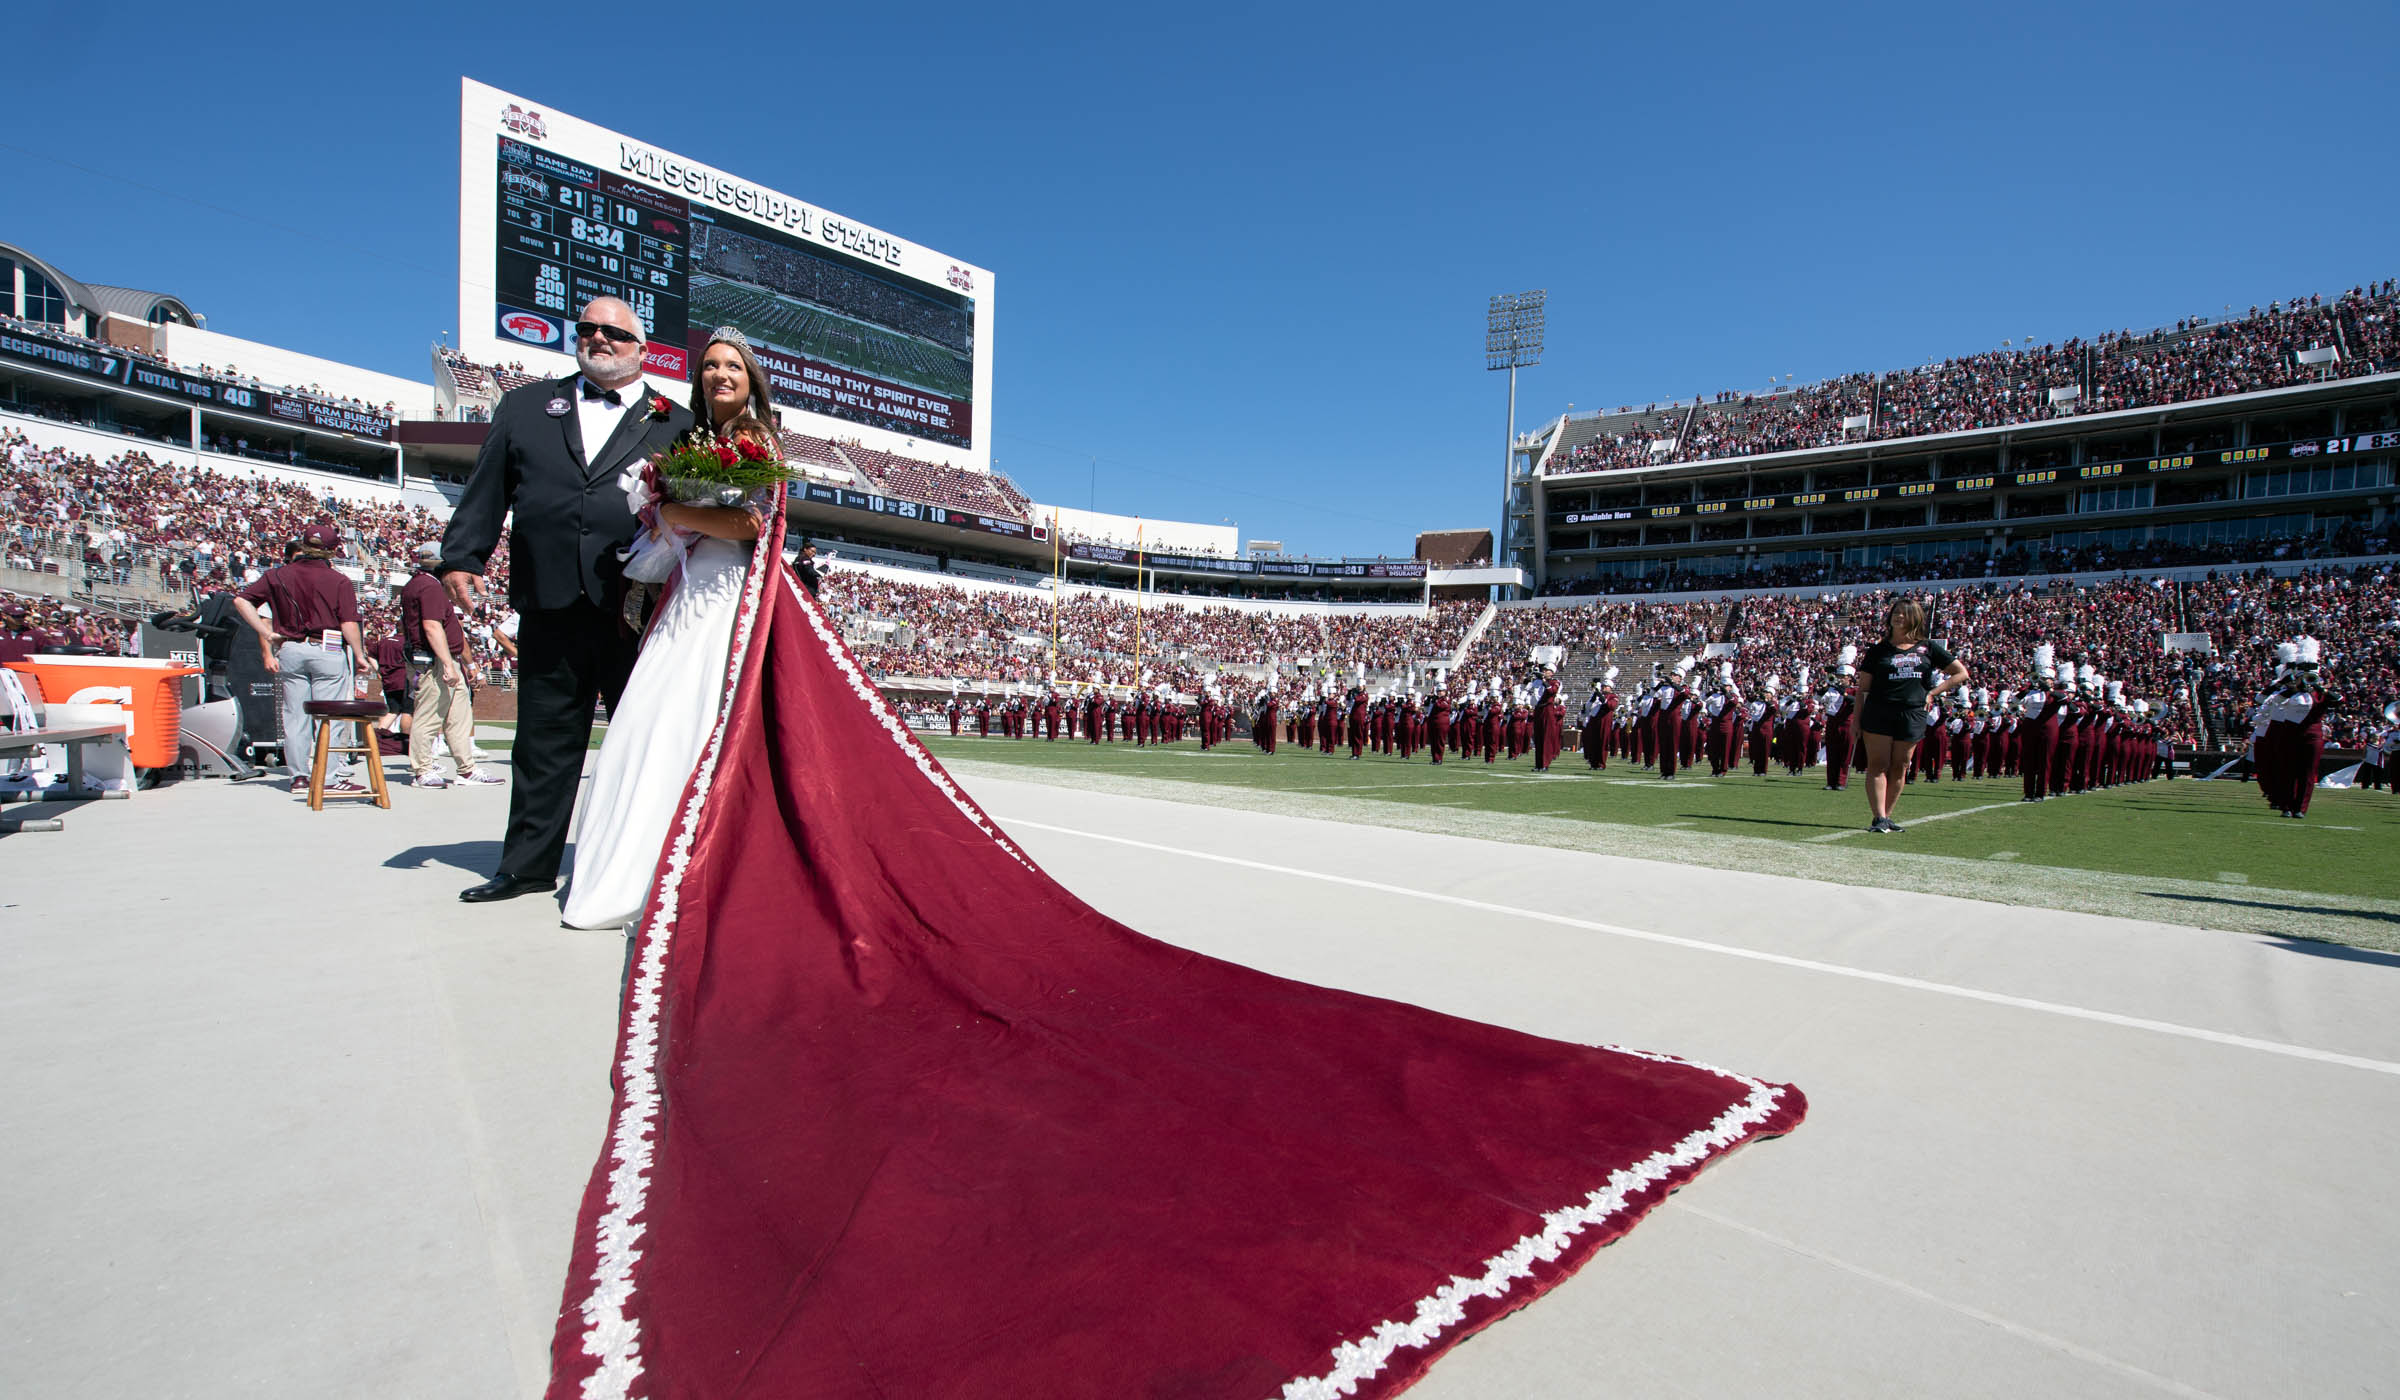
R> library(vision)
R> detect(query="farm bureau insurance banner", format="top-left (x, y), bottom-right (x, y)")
top-left (0, 326), bottom-right (393, 440)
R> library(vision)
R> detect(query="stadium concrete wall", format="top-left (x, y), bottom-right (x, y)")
top-left (157, 325), bottom-right (436, 416)
top-left (834, 557), bottom-right (1431, 619)
top-left (1035, 503), bottom-right (1236, 558)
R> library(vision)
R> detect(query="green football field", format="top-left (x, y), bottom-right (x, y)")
top-left (923, 734), bottom-right (2400, 948)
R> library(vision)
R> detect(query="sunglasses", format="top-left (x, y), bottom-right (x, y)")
top-left (575, 321), bottom-right (642, 345)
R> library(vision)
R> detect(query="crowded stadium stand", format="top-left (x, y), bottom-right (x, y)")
top-left (1514, 280), bottom-right (2399, 620)
top-left (1541, 283), bottom-right (2397, 476)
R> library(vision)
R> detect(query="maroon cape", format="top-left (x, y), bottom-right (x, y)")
top-left (547, 516), bottom-right (1805, 1400)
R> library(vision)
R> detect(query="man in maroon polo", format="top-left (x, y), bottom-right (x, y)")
top-left (232, 521), bottom-right (370, 792)
top-left (401, 543), bottom-right (499, 789)
top-left (0, 601), bottom-right (33, 666)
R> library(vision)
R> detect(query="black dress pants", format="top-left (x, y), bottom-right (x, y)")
top-left (497, 598), bottom-right (637, 882)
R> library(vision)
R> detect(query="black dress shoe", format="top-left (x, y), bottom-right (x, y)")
top-left (460, 874), bottom-right (558, 903)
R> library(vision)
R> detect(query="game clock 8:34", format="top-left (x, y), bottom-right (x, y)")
top-left (494, 137), bottom-right (689, 356)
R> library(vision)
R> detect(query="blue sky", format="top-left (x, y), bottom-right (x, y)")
top-left (8, 1), bottom-right (2394, 556)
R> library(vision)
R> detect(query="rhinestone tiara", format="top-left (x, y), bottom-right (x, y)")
top-left (707, 325), bottom-right (750, 350)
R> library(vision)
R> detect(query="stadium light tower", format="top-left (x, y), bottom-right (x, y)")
top-left (1486, 290), bottom-right (1545, 590)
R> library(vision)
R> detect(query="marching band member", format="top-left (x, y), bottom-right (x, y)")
top-left (1756, 681), bottom-right (1776, 778)
top-left (1916, 698), bottom-right (1945, 782)
top-left (1818, 650), bottom-right (1853, 788)
top-left (1705, 663), bottom-right (1736, 775)
top-left (1633, 679), bottom-right (1659, 769)
top-left (1580, 675), bottom-right (1614, 770)
top-left (1776, 685), bottom-right (1805, 775)
top-left (2278, 639), bottom-right (2332, 818)
top-left (1676, 659), bottom-right (1703, 772)
top-left (1655, 668), bottom-right (1686, 779)
top-left (2359, 706), bottom-right (2397, 792)
top-left (2018, 652), bottom-right (2060, 800)
top-left (1532, 666), bottom-right (1563, 772)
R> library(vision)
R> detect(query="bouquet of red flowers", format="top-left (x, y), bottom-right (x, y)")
top-left (649, 434), bottom-right (791, 505)
top-left (618, 433), bottom-right (792, 583)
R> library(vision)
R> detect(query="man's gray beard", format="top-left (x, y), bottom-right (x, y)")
top-left (577, 346), bottom-right (641, 387)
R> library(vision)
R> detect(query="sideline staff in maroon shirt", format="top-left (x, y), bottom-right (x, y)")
top-left (232, 522), bottom-right (369, 786)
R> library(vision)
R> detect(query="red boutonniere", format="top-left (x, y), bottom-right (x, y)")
top-left (647, 393), bottom-right (674, 422)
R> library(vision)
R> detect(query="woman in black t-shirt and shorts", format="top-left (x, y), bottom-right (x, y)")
top-left (1847, 599), bottom-right (1968, 834)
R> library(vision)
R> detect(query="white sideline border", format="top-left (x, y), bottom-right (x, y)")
top-left (998, 816), bottom-right (2400, 1080)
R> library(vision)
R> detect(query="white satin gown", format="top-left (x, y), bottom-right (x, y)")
top-left (562, 535), bottom-right (750, 930)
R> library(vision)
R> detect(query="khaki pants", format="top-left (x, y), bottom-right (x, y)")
top-left (409, 665), bottom-right (480, 776)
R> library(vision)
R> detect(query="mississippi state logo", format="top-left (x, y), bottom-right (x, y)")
top-left (500, 103), bottom-right (548, 140)
top-left (946, 264), bottom-right (974, 292)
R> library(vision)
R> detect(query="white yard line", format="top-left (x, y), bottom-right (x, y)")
top-left (1808, 799), bottom-right (2022, 842)
top-left (1669, 1204), bottom-right (2230, 1400)
top-left (1279, 780), bottom-right (1491, 793)
top-left (997, 816), bottom-right (2400, 1080)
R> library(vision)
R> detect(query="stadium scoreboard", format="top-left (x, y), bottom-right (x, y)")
top-left (493, 143), bottom-right (689, 344)
top-left (459, 79), bottom-right (996, 470)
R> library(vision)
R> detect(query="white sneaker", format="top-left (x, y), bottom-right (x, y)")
top-left (413, 772), bottom-right (450, 789)
top-left (454, 768), bottom-right (504, 786)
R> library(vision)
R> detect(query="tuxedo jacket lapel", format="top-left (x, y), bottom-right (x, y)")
top-left (555, 376), bottom-right (588, 468)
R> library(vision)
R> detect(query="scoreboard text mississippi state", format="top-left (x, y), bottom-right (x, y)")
top-left (493, 138), bottom-right (693, 377)
top-left (461, 79), bottom-right (997, 468)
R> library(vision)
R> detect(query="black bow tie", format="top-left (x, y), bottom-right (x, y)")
top-left (581, 383), bottom-right (623, 405)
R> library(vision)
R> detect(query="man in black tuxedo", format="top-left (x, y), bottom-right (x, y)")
top-left (440, 297), bottom-right (695, 903)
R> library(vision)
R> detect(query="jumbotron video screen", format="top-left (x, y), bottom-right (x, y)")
top-left (459, 79), bottom-right (992, 462)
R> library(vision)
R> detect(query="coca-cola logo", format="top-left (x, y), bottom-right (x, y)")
top-left (500, 310), bottom-right (561, 345)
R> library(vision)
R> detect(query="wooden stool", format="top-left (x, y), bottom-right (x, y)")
top-left (304, 699), bottom-right (392, 811)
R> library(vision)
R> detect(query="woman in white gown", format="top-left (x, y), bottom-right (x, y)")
top-left (562, 328), bottom-right (779, 930)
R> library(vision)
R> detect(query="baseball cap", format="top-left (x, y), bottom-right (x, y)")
top-left (415, 542), bottom-right (443, 562)
top-left (299, 521), bottom-right (341, 551)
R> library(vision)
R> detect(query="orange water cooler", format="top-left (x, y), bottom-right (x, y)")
top-left (5, 655), bottom-right (204, 769)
